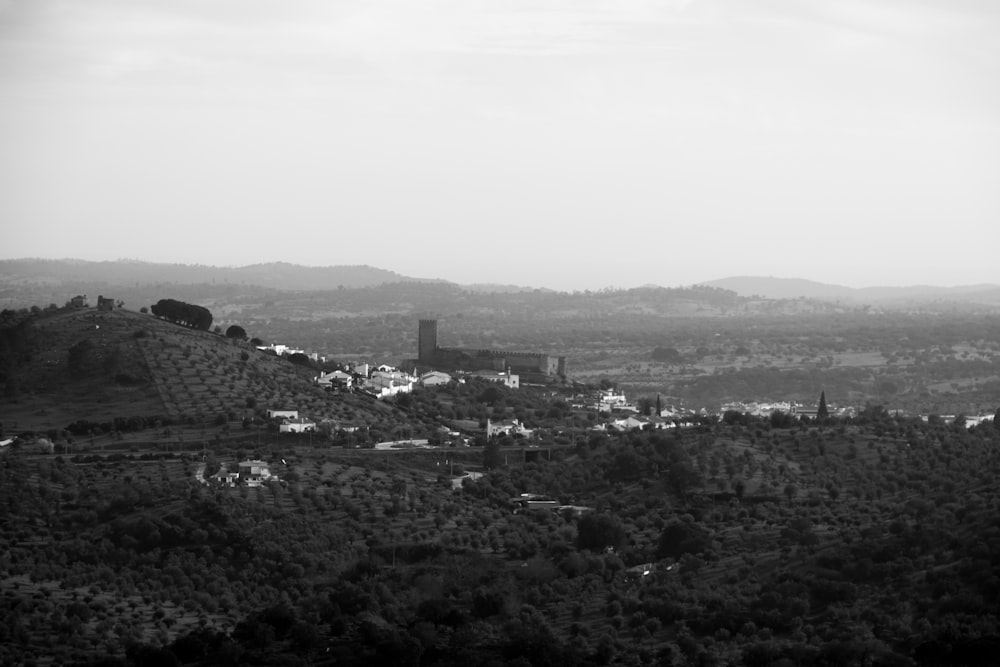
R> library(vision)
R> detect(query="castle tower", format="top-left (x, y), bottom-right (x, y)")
top-left (418, 319), bottom-right (438, 363)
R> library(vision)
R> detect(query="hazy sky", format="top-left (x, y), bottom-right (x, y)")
top-left (2, 0), bottom-right (998, 290)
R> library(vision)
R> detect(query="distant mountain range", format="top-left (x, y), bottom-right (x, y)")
top-left (700, 276), bottom-right (1000, 304)
top-left (0, 258), bottom-right (438, 291)
top-left (2, 259), bottom-right (999, 309)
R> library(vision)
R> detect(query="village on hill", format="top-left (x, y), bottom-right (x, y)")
top-left (2, 295), bottom-right (996, 460)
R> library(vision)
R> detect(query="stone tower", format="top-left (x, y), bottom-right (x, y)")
top-left (418, 319), bottom-right (438, 363)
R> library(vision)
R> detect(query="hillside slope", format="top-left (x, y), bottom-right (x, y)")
top-left (0, 307), bottom-right (396, 434)
top-left (2, 416), bottom-right (997, 664)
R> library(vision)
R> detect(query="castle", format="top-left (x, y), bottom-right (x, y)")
top-left (416, 319), bottom-right (566, 383)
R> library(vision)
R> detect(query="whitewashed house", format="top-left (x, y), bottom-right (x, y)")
top-left (280, 417), bottom-right (316, 433)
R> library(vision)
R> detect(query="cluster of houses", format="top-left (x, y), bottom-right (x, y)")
top-left (210, 459), bottom-right (276, 487)
top-left (250, 341), bottom-right (998, 442)
top-left (570, 388), bottom-right (698, 432)
top-left (252, 337), bottom-right (524, 401)
top-left (486, 418), bottom-right (533, 439)
top-left (592, 413), bottom-right (678, 432)
top-left (256, 343), bottom-right (317, 360)
top-left (719, 400), bottom-right (854, 419)
top-left (315, 363), bottom-right (520, 399)
top-left (266, 409), bottom-right (317, 433)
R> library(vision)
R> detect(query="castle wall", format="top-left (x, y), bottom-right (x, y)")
top-left (433, 347), bottom-right (560, 376)
top-left (417, 319), bottom-right (566, 381)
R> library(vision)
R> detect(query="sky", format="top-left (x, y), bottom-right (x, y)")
top-left (1, 0), bottom-right (998, 291)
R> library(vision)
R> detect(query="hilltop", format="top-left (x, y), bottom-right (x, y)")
top-left (0, 258), bottom-right (433, 292)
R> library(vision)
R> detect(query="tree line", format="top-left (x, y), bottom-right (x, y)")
top-left (149, 299), bottom-right (213, 331)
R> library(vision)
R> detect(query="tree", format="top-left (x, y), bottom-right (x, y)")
top-left (608, 449), bottom-right (644, 482)
top-left (770, 410), bottom-right (793, 428)
top-left (150, 299), bottom-right (213, 331)
top-left (817, 391), bottom-right (829, 419)
top-left (651, 347), bottom-right (682, 363)
top-left (478, 385), bottom-right (504, 405)
top-left (577, 513), bottom-right (626, 551)
top-left (784, 484), bottom-right (798, 505)
top-left (665, 461), bottom-right (701, 499)
top-left (226, 325), bottom-right (248, 341)
top-left (287, 353), bottom-right (314, 369)
top-left (657, 520), bottom-right (709, 560)
top-left (733, 479), bottom-right (746, 503)
top-left (483, 438), bottom-right (502, 470)
top-left (67, 339), bottom-right (93, 376)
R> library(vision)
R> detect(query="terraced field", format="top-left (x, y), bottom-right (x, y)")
top-left (1, 308), bottom-right (425, 444)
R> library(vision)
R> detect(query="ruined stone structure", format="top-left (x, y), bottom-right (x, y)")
top-left (416, 319), bottom-right (566, 383)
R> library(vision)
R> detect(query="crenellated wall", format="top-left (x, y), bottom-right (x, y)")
top-left (415, 320), bottom-right (566, 380)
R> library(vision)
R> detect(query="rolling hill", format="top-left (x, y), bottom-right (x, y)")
top-left (0, 306), bottom-right (403, 435)
top-left (702, 275), bottom-right (1000, 304)
top-left (0, 258), bottom-right (434, 291)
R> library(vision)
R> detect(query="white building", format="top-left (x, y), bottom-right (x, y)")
top-left (594, 388), bottom-right (632, 412)
top-left (419, 371), bottom-right (453, 387)
top-left (471, 370), bottom-right (520, 389)
top-left (317, 370), bottom-right (354, 388)
top-left (279, 417), bottom-right (316, 433)
top-left (362, 373), bottom-right (415, 399)
top-left (486, 418), bottom-right (533, 439)
top-left (238, 460), bottom-right (272, 486)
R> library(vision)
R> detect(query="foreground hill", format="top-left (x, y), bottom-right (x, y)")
top-left (1, 413), bottom-right (997, 665)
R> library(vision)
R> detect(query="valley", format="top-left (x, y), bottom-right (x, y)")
top-left (1, 269), bottom-right (998, 665)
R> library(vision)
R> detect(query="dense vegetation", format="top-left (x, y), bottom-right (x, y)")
top-left (2, 285), bottom-right (1000, 664)
top-left (150, 299), bottom-right (213, 332)
top-left (2, 411), bottom-right (998, 665)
